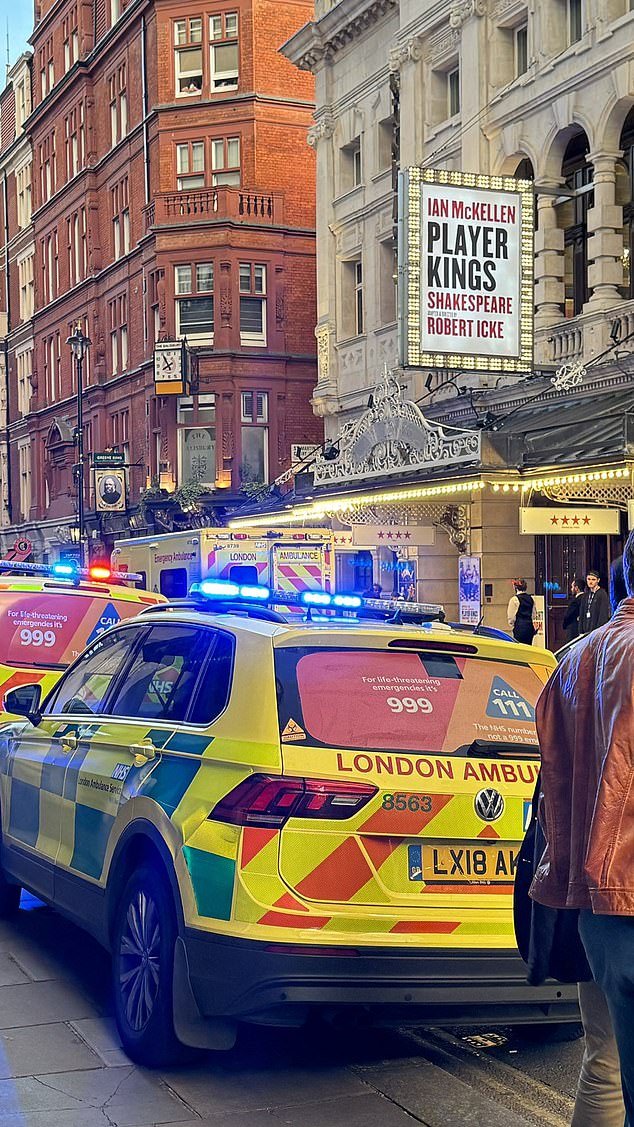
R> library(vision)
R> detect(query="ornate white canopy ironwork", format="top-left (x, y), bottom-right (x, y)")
top-left (313, 369), bottom-right (481, 487)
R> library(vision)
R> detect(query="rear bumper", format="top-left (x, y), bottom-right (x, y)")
top-left (183, 931), bottom-right (579, 1028)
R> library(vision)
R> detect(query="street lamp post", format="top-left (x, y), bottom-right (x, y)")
top-left (66, 324), bottom-right (91, 568)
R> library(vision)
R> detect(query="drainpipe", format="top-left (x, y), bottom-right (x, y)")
top-left (141, 14), bottom-right (150, 205)
top-left (2, 171), bottom-right (12, 525)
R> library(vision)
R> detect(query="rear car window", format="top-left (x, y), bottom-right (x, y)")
top-left (0, 591), bottom-right (142, 669)
top-left (275, 647), bottom-right (547, 756)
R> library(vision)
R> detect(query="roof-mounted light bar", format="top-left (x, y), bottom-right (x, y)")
top-left (190, 578), bottom-right (444, 620)
top-left (0, 560), bottom-right (143, 586)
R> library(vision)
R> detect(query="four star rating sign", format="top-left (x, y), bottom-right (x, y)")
top-left (550, 513), bottom-right (591, 527)
top-left (351, 525), bottom-right (436, 548)
top-left (519, 508), bottom-right (620, 536)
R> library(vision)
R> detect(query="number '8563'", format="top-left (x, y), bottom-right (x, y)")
top-left (382, 793), bottom-right (432, 812)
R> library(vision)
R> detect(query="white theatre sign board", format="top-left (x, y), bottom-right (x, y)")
top-left (330, 528), bottom-right (436, 548)
top-left (399, 168), bottom-right (534, 373)
top-left (519, 508), bottom-right (620, 535)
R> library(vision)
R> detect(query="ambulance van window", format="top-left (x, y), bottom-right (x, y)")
top-left (228, 564), bottom-right (258, 585)
top-left (160, 568), bottom-right (188, 598)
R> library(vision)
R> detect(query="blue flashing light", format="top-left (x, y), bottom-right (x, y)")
top-left (198, 580), bottom-right (240, 598)
top-left (301, 591), bottom-right (333, 607)
top-left (52, 563), bottom-right (78, 578)
top-left (333, 594), bottom-right (362, 609)
top-left (239, 584), bottom-right (270, 601)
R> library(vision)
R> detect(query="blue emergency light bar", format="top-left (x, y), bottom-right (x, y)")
top-left (0, 559), bottom-right (143, 585)
top-left (190, 578), bottom-right (444, 620)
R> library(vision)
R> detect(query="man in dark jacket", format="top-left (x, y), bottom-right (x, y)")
top-left (578, 570), bottom-right (610, 634)
top-left (563, 577), bottom-right (585, 642)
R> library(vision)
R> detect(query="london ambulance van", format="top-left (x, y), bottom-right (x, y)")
top-left (112, 528), bottom-right (335, 599)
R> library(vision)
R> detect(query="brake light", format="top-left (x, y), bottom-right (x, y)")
top-left (210, 775), bottom-right (377, 828)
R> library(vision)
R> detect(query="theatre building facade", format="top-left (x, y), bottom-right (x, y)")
top-left (276, 0), bottom-right (634, 647)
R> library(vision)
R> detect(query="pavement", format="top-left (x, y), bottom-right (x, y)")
top-left (0, 893), bottom-right (584, 1127)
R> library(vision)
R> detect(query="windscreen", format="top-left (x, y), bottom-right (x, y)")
top-left (0, 591), bottom-right (140, 669)
top-left (275, 647), bottom-right (546, 755)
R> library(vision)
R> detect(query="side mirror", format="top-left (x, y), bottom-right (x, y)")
top-left (3, 683), bottom-right (43, 724)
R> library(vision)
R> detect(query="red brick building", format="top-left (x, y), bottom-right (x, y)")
top-left (0, 0), bottom-right (319, 562)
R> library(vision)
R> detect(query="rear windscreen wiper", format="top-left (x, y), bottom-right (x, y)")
top-left (457, 739), bottom-right (538, 759)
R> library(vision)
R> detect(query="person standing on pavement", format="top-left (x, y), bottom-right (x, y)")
top-left (531, 528), bottom-right (634, 1126)
top-left (578, 569), bottom-right (611, 634)
top-left (563, 577), bottom-right (585, 642)
top-left (507, 578), bottom-right (538, 644)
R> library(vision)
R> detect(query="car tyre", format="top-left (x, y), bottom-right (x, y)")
top-left (112, 864), bottom-right (185, 1067)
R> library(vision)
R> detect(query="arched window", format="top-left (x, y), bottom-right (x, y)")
top-left (556, 131), bottom-right (593, 317)
top-left (515, 157), bottom-right (534, 181)
top-left (617, 107), bottom-right (634, 299)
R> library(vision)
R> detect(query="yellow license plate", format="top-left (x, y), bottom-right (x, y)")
top-left (408, 844), bottom-right (518, 884)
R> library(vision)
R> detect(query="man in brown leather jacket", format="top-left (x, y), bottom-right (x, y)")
top-left (532, 529), bottom-right (634, 1125)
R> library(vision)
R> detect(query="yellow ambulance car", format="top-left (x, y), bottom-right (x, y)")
top-left (0, 562), bottom-right (164, 709)
top-left (0, 582), bottom-right (577, 1066)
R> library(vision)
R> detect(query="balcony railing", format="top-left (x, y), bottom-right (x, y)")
top-left (143, 187), bottom-right (283, 233)
top-left (535, 296), bottom-right (634, 369)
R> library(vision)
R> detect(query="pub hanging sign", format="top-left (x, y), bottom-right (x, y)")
top-left (398, 168), bottom-right (534, 373)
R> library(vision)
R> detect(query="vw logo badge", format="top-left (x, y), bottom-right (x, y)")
top-left (474, 788), bottom-right (505, 822)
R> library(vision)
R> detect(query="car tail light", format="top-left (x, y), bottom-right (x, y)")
top-left (210, 774), bottom-right (377, 828)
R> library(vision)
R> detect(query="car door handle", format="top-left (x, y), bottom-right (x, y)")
top-left (130, 741), bottom-right (157, 766)
top-left (60, 734), bottom-right (78, 753)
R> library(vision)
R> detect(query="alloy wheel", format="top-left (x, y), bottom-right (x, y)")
top-left (118, 888), bottom-right (161, 1032)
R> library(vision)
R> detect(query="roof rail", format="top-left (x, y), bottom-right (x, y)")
top-left (186, 580), bottom-right (445, 624)
top-left (139, 599), bottom-right (288, 624)
top-left (447, 622), bottom-right (515, 643)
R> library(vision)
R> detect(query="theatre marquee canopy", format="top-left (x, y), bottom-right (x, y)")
top-left (398, 168), bottom-right (534, 373)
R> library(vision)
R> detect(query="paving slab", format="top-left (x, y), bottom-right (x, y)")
top-left (0, 951), bottom-right (30, 986)
top-left (128, 1118), bottom-right (278, 1127)
top-left (271, 1091), bottom-right (424, 1126)
top-left (67, 1017), bottom-right (129, 1067)
top-left (0, 1022), bottom-right (102, 1078)
top-left (0, 1109), bottom-right (113, 1127)
top-left (34, 1066), bottom-right (197, 1126)
top-left (161, 1065), bottom-right (368, 1116)
top-left (1, 940), bottom-right (65, 982)
top-left (0, 979), bottom-right (98, 1028)
top-left (0, 1074), bottom-right (85, 1116)
top-left (356, 1058), bottom-right (532, 1127)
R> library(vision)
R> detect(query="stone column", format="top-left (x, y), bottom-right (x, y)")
top-left (308, 97), bottom-right (338, 425)
top-left (534, 179), bottom-right (565, 333)
top-left (585, 150), bottom-right (624, 312)
top-left (450, 0), bottom-right (488, 173)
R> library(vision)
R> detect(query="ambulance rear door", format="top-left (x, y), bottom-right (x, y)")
top-left (272, 543), bottom-right (328, 593)
top-left (204, 536), bottom-right (271, 586)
